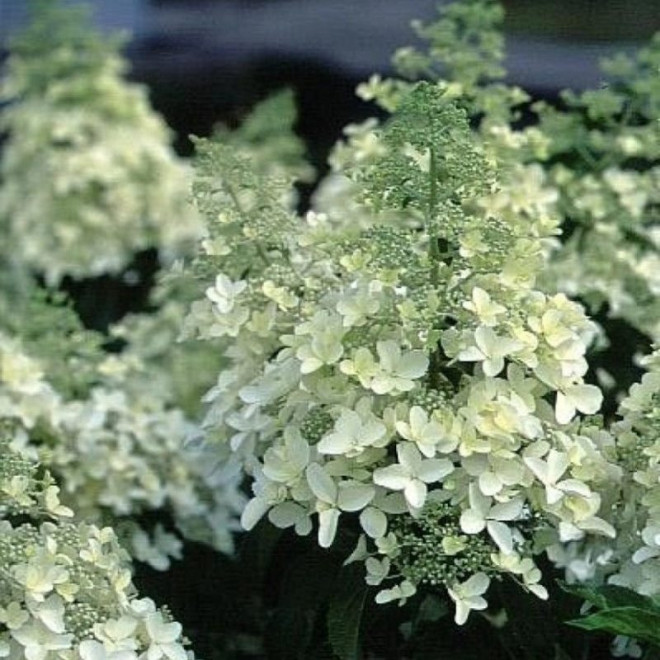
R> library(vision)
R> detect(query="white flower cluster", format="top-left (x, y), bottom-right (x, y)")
top-left (185, 81), bottom-right (624, 625)
top-left (0, 433), bottom-right (199, 660)
top-left (0, 4), bottom-right (201, 284)
top-left (0, 327), bottom-right (244, 569)
top-left (475, 37), bottom-right (660, 346)
top-left (605, 349), bottom-right (660, 596)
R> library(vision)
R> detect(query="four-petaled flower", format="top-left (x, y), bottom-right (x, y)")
top-left (373, 444), bottom-right (453, 511)
top-left (447, 572), bottom-right (491, 625)
top-left (395, 405), bottom-right (457, 457)
top-left (459, 483), bottom-right (523, 554)
top-left (457, 326), bottom-right (523, 377)
top-left (318, 407), bottom-right (387, 457)
top-left (524, 450), bottom-right (591, 506)
top-left (306, 463), bottom-right (375, 547)
top-left (341, 341), bottom-right (428, 395)
top-left (205, 274), bottom-right (247, 314)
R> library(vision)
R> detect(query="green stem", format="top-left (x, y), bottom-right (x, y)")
top-left (427, 146), bottom-right (441, 287)
top-left (426, 146), bottom-right (445, 390)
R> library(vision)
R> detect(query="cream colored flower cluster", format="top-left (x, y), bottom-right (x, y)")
top-left (473, 37), bottom-right (660, 346)
top-left (606, 349), bottom-right (660, 596)
top-left (0, 328), bottom-right (244, 569)
top-left (184, 82), bottom-right (624, 625)
top-left (0, 433), bottom-right (198, 660)
top-left (0, 5), bottom-right (201, 284)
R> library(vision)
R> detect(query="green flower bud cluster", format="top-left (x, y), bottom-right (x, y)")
top-left (300, 408), bottom-right (335, 445)
top-left (391, 502), bottom-right (494, 587)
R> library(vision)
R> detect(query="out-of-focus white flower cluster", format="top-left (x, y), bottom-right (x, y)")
top-left (0, 316), bottom-right (244, 570)
top-left (0, 3), bottom-right (202, 284)
top-left (0, 430), bottom-right (199, 660)
top-left (476, 37), bottom-right (660, 345)
top-left (575, 348), bottom-right (660, 598)
top-left (183, 74), bottom-right (628, 627)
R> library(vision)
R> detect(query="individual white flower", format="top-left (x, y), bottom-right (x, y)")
top-left (92, 616), bottom-right (138, 652)
top-left (25, 594), bottom-right (65, 634)
top-left (318, 405), bottom-right (387, 457)
top-left (267, 501), bottom-right (313, 536)
top-left (491, 553), bottom-right (548, 600)
top-left (632, 524), bottom-right (660, 564)
top-left (365, 557), bottom-right (391, 586)
top-left (130, 527), bottom-right (182, 572)
top-left (371, 341), bottom-right (428, 395)
top-left (339, 347), bottom-right (379, 387)
top-left (459, 483), bottom-right (523, 554)
top-left (395, 406), bottom-right (457, 458)
top-left (239, 357), bottom-right (301, 405)
top-left (262, 427), bottom-right (310, 486)
top-left (529, 308), bottom-right (576, 349)
top-left (342, 341), bottom-right (428, 395)
top-left (205, 274), bottom-right (247, 314)
top-left (534, 362), bottom-right (602, 424)
top-left (12, 550), bottom-right (69, 602)
top-left (306, 463), bottom-right (375, 547)
top-left (358, 489), bottom-right (407, 539)
top-left (555, 383), bottom-right (603, 425)
top-left (336, 284), bottom-right (380, 327)
top-left (524, 450), bottom-right (591, 506)
top-left (143, 612), bottom-right (187, 660)
top-left (462, 287), bottom-right (506, 327)
top-left (373, 443), bottom-right (453, 511)
top-left (207, 304), bottom-right (250, 338)
top-left (457, 326), bottom-right (523, 377)
top-left (294, 311), bottom-right (346, 374)
top-left (375, 579), bottom-right (416, 605)
top-left (0, 602), bottom-right (29, 630)
top-left (262, 280), bottom-right (298, 310)
top-left (10, 620), bottom-right (74, 659)
top-left (447, 572), bottom-right (490, 625)
top-left (79, 640), bottom-right (138, 660)
top-left (43, 486), bottom-right (74, 518)
top-left (461, 453), bottom-right (526, 498)
top-left (240, 468), bottom-right (288, 532)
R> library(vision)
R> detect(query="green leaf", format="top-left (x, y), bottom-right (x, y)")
top-left (559, 581), bottom-right (660, 613)
top-left (568, 606), bottom-right (660, 646)
top-left (327, 563), bottom-right (368, 660)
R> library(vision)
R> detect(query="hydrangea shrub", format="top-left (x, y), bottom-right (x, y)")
top-left (0, 1), bottom-right (201, 284)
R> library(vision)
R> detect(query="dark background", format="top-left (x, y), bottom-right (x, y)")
top-left (2, 0), bottom-right (658, 158)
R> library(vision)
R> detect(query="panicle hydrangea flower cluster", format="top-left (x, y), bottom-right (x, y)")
top-left (0, 427), bottom-right (199, 660)
top-left (330, 0), bottom-right (660, 636)
top-left (402, 0), bottom-right (660, 349)
top-left (0, 3), bottom-right (202, 284)
top-left (184, 69), bottom-right (626, 625)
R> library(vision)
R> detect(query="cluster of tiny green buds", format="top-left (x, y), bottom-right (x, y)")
top-left (391, 501), bottom-right (495, 587)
